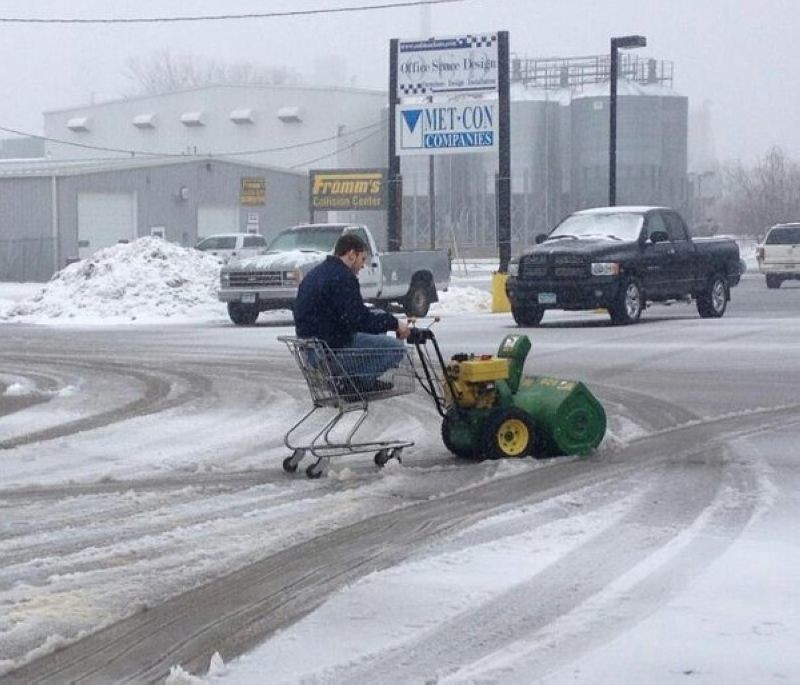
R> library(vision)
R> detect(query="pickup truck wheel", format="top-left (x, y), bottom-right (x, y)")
top-left (227, 302), bottom-right (259, 325)
top-left (766, 274), bottom-right (782, 289)
top-left (697, 274), bottom-right (728, 318)
top-left (609, 278), bottom-right (643, 325)
top-left (404, 283), bottom-right (430, 318)
top-left (511, 304), bottom-right (544, 327)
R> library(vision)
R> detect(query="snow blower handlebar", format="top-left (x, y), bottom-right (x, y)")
top-left (405, 324), bottom-right (456, 418)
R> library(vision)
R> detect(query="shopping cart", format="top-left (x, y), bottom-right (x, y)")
top-left (278, 336), bottom-right (417, 478)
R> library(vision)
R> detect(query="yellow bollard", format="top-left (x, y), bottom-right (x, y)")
top-left (491, 272), bottom-right (511, 313)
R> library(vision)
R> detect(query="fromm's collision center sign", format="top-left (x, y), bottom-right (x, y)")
top-left (310, 169), bottom-right (387, 211)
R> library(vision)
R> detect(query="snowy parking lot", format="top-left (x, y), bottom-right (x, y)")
top-left (1, 241), bottom-right (798, 684)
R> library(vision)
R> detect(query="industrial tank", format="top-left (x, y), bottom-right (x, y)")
top-left (570, 80), bottom-right (688, 211)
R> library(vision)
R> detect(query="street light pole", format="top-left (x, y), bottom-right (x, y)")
top-left (609, 35), bottom-right (646, 206)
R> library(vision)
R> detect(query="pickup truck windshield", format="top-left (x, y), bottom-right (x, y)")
top-left (197, 236), bottom-right (236, 250)
top-left (549, 213), bottom-right (644, 241)
top-left (267, 228), bottom-right (341, 252)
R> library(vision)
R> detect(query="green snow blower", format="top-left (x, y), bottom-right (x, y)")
top-left (408, 328), bottom-right (606, 459)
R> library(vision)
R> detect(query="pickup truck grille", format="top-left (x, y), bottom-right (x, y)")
top-left (519, 255), bottom-right (589, 280)
top-left (228, 271), bottom-right (286, 288)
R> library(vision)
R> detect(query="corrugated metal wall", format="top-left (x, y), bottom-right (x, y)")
top-left (0, 177), bottom-right (55, 281)
top-left (0, 160), bottom-right (308, 281)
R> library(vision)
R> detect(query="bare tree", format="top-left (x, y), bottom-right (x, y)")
top-left (716, 147), bottom-right (800, 237)
top-left (123, 48), bottom-right (301, 96)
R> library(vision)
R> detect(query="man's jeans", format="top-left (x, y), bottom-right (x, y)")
top-left (333, 333), bottom-right (406, 381)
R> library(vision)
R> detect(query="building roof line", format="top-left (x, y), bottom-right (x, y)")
top-left (43, 82), bottom-right (386, 115)
top-left (0, 154), bottom-right (307, 178)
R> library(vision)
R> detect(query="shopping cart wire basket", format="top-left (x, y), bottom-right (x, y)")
top-left (278, 336), bottom-right (417, 478)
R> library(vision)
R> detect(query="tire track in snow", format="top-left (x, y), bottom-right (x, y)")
top-left (338, 443), bottom-right (758, 683)
top-left (6, 398), bottom-right (791, 684)
top-left (0, 358), bottom-right (211, 449)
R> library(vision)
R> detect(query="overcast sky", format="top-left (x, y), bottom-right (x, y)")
top-left (0, 0), bottom-right (798, 165)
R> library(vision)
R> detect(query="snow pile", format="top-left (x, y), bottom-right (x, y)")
top-left (0, 238), bottom-right (224, 324)
top-left (432, 285), bottom-right (491, 313)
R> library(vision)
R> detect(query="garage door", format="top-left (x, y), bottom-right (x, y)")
top-left (197, 205), bottom-right (239, 241)
top-left (77, 192), bottom-right (137, 259)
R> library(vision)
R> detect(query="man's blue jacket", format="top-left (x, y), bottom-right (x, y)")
top-left (294, 256), bottom-right (399, 348)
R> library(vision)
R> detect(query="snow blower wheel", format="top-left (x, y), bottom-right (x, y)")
top-left (483, 408), bottom-right (535, 459)
top-left (441, 408), bottom-right (481, 460)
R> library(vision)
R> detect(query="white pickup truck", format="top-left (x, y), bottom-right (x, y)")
top-left (218, 223), bottom-right (451, 325)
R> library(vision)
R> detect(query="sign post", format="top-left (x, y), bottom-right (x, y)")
top-left (497, 30), bottom-right (511, 274)
top-left (388, 38), bottom-right (402, 252)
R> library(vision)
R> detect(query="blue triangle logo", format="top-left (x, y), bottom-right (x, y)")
top-left (402, 109), bottom-right (422, 133)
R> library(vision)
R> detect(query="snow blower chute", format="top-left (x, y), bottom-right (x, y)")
top-left (408, 328), bottom-right (606, 459)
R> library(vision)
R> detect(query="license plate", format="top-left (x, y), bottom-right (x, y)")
top-left (538, 292), bottom-right (557, 304)
top-left (241, 293), bottom-right (256, 303)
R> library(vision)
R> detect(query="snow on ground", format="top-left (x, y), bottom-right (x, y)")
top-left (0, 241), bottom-right (787, 685)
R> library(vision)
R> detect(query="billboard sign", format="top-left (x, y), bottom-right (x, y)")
top-left (310, 169), bottom-right (387, 211)
top-left (396, 100), bottom-right (498, 156)
top-left (397, 34), bottom-right (498, 96)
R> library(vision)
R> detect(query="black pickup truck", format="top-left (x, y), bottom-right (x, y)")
top-left (506, 206), bottom-right (742, 326)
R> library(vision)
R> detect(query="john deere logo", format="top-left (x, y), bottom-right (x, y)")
top-left (310, 169), bottom-right (387, 211)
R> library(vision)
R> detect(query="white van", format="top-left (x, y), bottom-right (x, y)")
top-left (756, 223), bottom-right (800, 288)
top-left (195, 233), bottom-right (267, 263)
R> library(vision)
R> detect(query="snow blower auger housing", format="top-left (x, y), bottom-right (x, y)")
top-left (408, 328), bottom-right (606, 460)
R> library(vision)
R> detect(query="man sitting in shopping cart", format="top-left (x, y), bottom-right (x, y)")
top-left (293, 233), bottom-right (410, 394)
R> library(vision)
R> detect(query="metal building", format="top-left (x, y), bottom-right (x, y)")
top-left (43, 84), bottom-right (386, 170)
top-left (0, 157), bottom-right (307, 281)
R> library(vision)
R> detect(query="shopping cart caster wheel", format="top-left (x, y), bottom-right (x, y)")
top-left (283, 449), bottom-right (305, 473)
top-left (306, 463), bottom-right (324, 479)
top-left (375, 448), bottom-right (403, 467)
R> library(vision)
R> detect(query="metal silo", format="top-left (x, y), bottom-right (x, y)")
top-left (570, 80), bottom-right (687, 211)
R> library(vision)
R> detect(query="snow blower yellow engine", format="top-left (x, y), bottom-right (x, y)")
top-left (408, 330), bottom-right (607, 460)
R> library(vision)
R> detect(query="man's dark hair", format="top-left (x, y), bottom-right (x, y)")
top-left (334, 233), bottom-right (366, 256)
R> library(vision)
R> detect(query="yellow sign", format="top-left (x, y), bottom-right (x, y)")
top-left (240, 177), bottom-right (266, 205)
top-left (310, 169), bottom-right (387, 211)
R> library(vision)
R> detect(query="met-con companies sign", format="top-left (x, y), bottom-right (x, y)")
top-left (397, 33), bottom-right (498, 96)
top-left (310, 169), bottom-right (387, 211)
top-left (397, 100), bottom-right (498, 156)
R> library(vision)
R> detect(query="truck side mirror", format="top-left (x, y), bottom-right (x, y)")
top-left (647, 230), bottom-right (669, 244)
top-left (535, 233), bottom-right (548, 244)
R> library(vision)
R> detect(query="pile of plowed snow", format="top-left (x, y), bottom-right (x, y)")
top-left (0, 237), bottom-right (226, 324)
